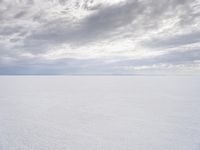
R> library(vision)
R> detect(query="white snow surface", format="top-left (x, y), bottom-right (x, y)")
top-left (0, 76), bottom-right (200, 150)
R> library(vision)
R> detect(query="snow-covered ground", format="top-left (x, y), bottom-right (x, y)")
top-left (0, 76), bottom-right (200, 150)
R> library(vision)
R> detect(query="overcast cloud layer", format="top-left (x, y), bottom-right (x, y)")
top-left (0, 0), bottom-right (200, 74)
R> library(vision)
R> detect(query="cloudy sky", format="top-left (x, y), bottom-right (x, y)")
top-left (0, 0), bottom-right (200, 74)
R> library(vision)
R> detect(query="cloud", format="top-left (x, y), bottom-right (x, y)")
top-left (144, 31), bottom-right (200, 48)
top-left (0, 0), bottom-right (200, 74)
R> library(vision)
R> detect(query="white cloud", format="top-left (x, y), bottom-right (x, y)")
top-left (0, 0), bottom-right (200, 74)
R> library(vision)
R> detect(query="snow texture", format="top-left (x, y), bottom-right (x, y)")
top-left (0, 76), bottom-right (200, 150)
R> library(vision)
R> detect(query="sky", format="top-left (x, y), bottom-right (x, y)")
top-left (0, 0), bottom-right (200, 75)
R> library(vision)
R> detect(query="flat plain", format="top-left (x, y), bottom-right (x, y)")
top-left (0, 76), bottom-right (200, 150)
